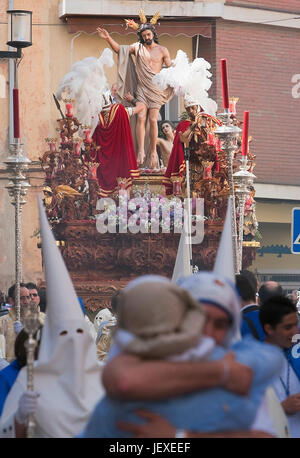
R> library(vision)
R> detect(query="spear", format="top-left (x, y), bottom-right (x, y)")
top-left (52, 93), bottom-right (65, 119)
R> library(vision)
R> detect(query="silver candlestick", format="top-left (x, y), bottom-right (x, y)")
top-left (214, 110), bottom-right (241, 274)
top-left (3, 142), bottom-right (31, 321)
top-left (233, 155), bottom-right (256, 272)
top-left (23, 301), bottom-right (41, 438)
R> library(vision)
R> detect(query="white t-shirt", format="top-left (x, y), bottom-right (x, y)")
top-left (273, 357), bottom-right (300, 438)
top-left (251, 394), bottom-right (277, 436)
top-left (251, 387), bottom-right (290, 438)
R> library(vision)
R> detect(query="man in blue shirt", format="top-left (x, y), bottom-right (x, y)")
top-left (236, 274), bottom-right (264, 341)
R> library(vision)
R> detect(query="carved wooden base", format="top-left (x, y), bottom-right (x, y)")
top-left (51, 220), bottom-right (256, 314)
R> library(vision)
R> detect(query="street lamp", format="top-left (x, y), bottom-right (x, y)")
top-left (0, 10), bottom-right (32, 59)
top-left (1, 10), bottom-right (32, 323)
top-left (1, 10), bottom-right (36, 438)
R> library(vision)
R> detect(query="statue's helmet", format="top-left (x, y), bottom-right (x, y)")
top-left (43, 186), bottom-right (53, 194)
top-left (102, 88), bottom-right (113, 109)
top-left (184, 94), bottom-right (201, 110)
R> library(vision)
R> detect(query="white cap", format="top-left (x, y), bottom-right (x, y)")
top-left (184, 94), bottom-right (201, 109)
top-left (178, 271), bottom-right (241, 347)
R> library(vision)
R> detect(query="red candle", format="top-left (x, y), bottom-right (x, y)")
top-left (220, 59), bottom-right (229, 110)
top-left (203, 163), bottom-right (213, 180)
top-left (84, 129), bottom-right (92, 144)
top-left (207, 132), bottom-right (215, 145)
top-left (50, 141), bottom-right (56, 152)
top-left (89, 165), bottom-right (98, 181)
top-left (60, 133), bottom-right (68, 145)
top-left (215, 138), bottom-right (222, 152)
top-left (229, 99), bottom-right (238, 115)
top-left (13, 88), bottom-right (20, 138)
top-left (66, 102), bottom-right (73, 118)
top-left (242, 111), bottom-right (250, 156)
top-left (74, 140), bottom-right (82, 156)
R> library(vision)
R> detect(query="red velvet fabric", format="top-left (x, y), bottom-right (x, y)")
top-left (163, 120), bottom-right (191, 196)
top-left (92, 104), bottom-right (139, 196)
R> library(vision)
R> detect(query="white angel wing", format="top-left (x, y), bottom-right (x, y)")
top-left (153, 50), bottom-right (218, 116)
top-left (56, 48), bottom-right (115, 134)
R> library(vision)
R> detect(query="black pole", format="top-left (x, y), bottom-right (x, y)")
top-left (52, 93), bottom-right (65, 119)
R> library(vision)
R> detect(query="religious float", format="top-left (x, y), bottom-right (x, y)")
top-left (40, 90), bottom-right (259, 318)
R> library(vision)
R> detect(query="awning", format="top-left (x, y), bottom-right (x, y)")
top-left (65, 17), bottom-right (212, 38)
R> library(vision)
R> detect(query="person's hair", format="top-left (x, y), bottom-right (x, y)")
top-left (8, 283), bottom-right (28, 299)
top-left (235, 274), bottom-right (256, 303)
top-left (160, 120), bottom-right (175, 138)
top-left (258, 282), bottom-right (283, 304)
top-left (38, 289), bottom-right (47, 313)
top-left (25, 282), bottom-right (39, 293)
top-left (161, 120), bottom-right (174, 130)
top-left (111, 290), bottom-right (121, 315)
top-left (240, 269), bottom-right (258, 293)
top-left (15, 325), bottom-right (43, 369)
top-left (259, 295), bottom-right (297, 331)
top-left (137, 24), bottom-right (159, 44)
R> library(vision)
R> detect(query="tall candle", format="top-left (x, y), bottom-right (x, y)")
top-left (220, 59), bottom-right (229, 109)
top-left (207, 132), bottom-right (215, 146)
top-left (60, 132), bottom-right (68, 145)
top-left (50, 141), bottom-right (56, 153)
top-left (66, 102), bottom-right (73, 118)
top-left (84, 129), bottom-right (92, 144)
top-left (74, 139), bottom-right (82, 156)
top-left (89, 165), bottom-right (98, 181)
top-left (242, 111), bottom-right (250, 156)
top-left (13, 88), bottom-right (20, 138)
top-left (215, 138), bottom-right (222, 152)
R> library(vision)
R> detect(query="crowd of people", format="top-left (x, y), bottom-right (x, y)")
top-left (0, 198), bottom-right (300, 439)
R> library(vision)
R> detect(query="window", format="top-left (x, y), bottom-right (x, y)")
top-left (160, 95), bottom-right (180, 125)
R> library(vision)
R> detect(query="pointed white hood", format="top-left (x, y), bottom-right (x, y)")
top-left (214, 198), bottom-right (235, 284)
top-left (172, 230), bottom-right (193, 283)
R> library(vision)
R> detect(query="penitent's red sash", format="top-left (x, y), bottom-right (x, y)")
top-left (162, 120), bottom-right (191, 196)
top-left (92, 104), bottom-right (139, 197)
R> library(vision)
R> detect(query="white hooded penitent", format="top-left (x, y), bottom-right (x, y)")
top-left (0, 198), bottom-right (104, 438)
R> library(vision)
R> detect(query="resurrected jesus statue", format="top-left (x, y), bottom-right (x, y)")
top-left (97, 11), bottom-right (174, 168)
